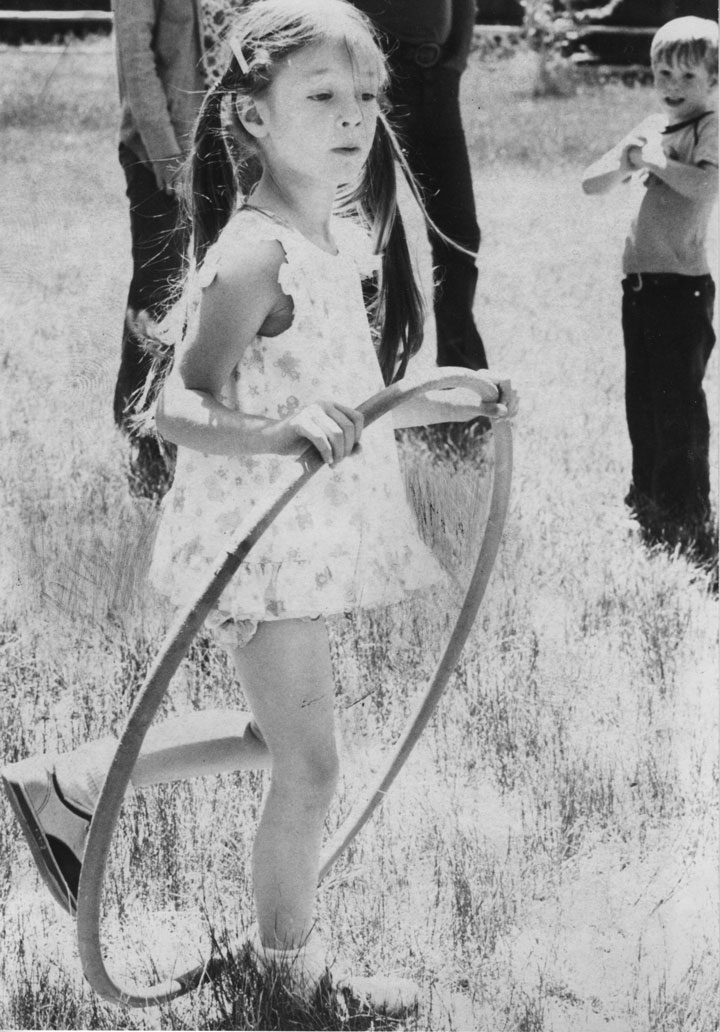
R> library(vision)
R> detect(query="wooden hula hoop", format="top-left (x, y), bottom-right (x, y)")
top-left (76, 370), bottom-right (513, 1007)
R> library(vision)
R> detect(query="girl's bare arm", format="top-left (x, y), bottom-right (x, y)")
top-left (156, 239), bottom-right (364, 465)
top-left (156, 239), bottom-right (292, 455)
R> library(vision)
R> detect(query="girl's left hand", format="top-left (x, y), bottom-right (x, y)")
top-left (447, 370), bottom-right (519, 420)
top-left (394, 369), bottom-right (519, 429)
top-left (488, 375), bottom-right (519, 419)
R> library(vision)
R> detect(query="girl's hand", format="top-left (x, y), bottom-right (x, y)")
top-left (393, 370), bottom-right (518, 429)
top-left (488, 375), bottom-right (515, 418)
top-left (450, 370), bottom-right (519, 419)
top-left (488, 375), bottom-right (519, 419)
top-left (286, 400), bottom-right (364, 466)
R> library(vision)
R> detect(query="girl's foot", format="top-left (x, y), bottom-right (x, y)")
top-left (1, 756), bottom-right (91, 915)
top-left (336, 971), bottom-right (420, 1016)
top-left (250, 932), bottom-right (419, 1016)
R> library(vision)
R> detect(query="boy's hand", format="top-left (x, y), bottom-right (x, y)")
top-left (621, 135), bottom-right (646, 172)
top-left (639, 136), bottom-right (667, 171)
top-left (625, 145), bottom-right (644, 170)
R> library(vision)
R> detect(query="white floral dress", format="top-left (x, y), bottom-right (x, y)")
top-left (150, 207), bottom-right (445, 625)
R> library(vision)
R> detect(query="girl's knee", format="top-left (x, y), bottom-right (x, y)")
top-left (296, 746), bottom-right (340, 795)
top-left (274, 745), bottom-right (340, 807)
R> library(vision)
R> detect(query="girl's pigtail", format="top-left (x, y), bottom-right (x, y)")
top-left (359, 113), bottom-right (481, 384)
top-left (364, 115), bottom-right (425, 385)
top-left (186, 82), bottom-right (239, 266)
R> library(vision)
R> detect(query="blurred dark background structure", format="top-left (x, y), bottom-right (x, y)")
top-left (0, 1), bottom-right (718, 65)
top-left (0, 1), bottom-right (112, 44)
top-left (560, 1), bottom-right (718, 66)
top-left (478, 0), bottom-right (717, 25)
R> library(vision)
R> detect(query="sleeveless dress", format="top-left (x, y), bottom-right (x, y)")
top-left (149, 207), bottom-right (446, 626)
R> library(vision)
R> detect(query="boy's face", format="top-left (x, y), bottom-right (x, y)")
top-left (652, 58), bottom-right (717, 122)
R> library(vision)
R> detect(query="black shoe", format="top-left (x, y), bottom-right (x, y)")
top-left (2, 757), bottom-right (91, 915)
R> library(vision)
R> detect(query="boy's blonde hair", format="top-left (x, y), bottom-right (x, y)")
top-left (651, 16), bottom-right (718, 77)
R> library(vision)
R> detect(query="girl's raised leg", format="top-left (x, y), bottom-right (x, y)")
top-left (5, 615), bottom-right (338, 956)
top-left (1, 709), bottom-right (270, 914)
top-left (55, 709), bottom-right (270, 813)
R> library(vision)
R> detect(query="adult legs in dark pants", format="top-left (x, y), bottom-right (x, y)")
top-left (622, 274), bottom-right (716, 556)
top-left (115, 143), bottom-right (186, 499)
top-left (388, 60), bottom-right (488, 371)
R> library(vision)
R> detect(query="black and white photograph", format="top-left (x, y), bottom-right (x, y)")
top-left (0, 1), bottom-right (717, 1029)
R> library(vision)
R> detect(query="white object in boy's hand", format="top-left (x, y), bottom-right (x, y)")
top-left (639, 136), bottom-right (667, 169)
top-left (623, 129), bottom-right (665, 173)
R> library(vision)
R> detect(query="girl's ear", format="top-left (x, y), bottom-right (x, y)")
top-left (236, 96), bottom-right (268, 138)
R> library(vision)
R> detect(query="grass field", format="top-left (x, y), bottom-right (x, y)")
top-left (0, 38), bottom-right (718, 1032)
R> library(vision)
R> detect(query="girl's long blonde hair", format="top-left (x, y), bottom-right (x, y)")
top-left (184, 0), bottom-right (428, 384)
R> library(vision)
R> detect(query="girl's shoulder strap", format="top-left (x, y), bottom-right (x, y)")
top-left (332, 215), bottom-right (381, 279)
top-left (195, 206), bottom-right (380, 301)
top-left (196, 205), bottom-right (298, 291)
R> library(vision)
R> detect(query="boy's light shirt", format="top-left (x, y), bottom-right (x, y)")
top-left (623, 109), bottom-right (718, 276)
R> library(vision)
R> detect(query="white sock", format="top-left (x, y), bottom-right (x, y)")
top-left (250, 926), bottom-right (332, 991)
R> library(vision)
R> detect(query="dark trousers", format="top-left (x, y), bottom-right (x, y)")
top-left (387, 60), bottom-right (488, 370)
top-left (622, 273), bottom-right (716, 526)
top-left (113, 143), bottom-right (187, 430)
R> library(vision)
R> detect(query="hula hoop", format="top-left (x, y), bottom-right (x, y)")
top-left (76, 370), bottom-right (513, 1007)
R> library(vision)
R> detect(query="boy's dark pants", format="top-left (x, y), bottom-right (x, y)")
top-left (622, 273), bottom-right (716, 530)
top-left (113, 143), bottom-right (186, 432)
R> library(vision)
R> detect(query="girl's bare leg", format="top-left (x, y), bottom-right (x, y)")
top-left (228, 618), bottom-right (338, 951)
top-left (132, 710), bottom-right (270, 783)
top-left (55, 710), bottom-right (270, 812)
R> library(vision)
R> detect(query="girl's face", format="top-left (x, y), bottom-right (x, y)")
top-left (246, 39), bottom-right (381, 191)
top-left (652, 58), bottom-right (717, 122)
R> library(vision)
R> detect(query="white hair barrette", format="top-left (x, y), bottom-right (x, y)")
top-left (229, 36), bottom-right (251, 75)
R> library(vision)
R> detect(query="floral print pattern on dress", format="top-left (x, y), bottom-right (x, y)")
top-left (150, 208), bottom-right (445, 624)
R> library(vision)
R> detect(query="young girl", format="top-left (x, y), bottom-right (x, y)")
top-left (3, 0), bottom-right (516, 1010)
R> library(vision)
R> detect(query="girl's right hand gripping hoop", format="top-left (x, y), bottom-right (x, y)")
top-left (76, 369), bottom-right (514, 1008)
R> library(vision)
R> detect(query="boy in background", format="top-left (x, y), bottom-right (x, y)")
top-left (582, 17), bottom-right (718, 563)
